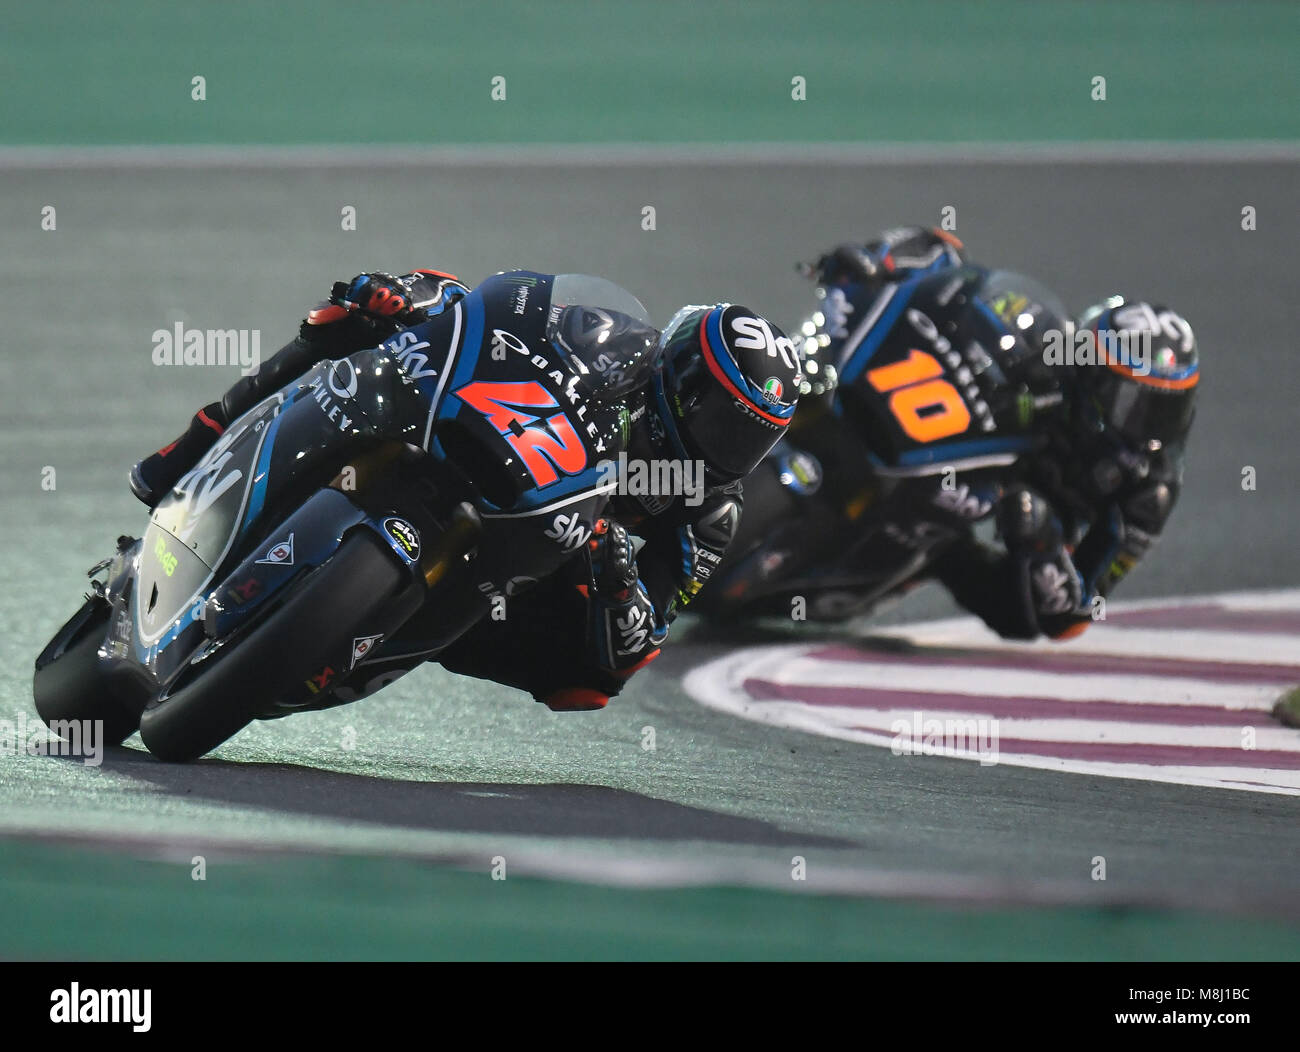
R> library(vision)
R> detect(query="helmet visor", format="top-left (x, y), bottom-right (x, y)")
top-left (673, 363), bottom-right (789, 480)
top-left (1096, 368), bottom-right (1198, 445)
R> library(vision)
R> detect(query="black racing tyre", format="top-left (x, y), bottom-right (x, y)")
top-left (138, 529), bottom-right (406, 762)
top-left (33, 598), bottom-right (141, 747)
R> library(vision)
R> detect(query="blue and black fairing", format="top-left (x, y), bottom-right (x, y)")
top-left (109, 342), bottom-right (432, 691)
top-left (100, 270), bottom-right (659, 699)
top-left (827, 266), bottom-right (1071, 477)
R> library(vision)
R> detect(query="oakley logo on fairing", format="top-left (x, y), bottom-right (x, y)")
top-left (386, 330), bottom-right (438, 380)
top-left (308, 375), bottom-right (354, 432)
top-left (729, 315), bottom-right (799, 373)
top-left (328, 358), bottom-right (358, 399)
top-left (489, 328), bottom-right (530, 360)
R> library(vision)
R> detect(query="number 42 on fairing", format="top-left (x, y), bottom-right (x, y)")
top-left (455, 380), bottom-right (588, 488)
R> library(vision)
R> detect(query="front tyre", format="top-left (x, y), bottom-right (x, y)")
top-left (33, 597), bottom-right (141, 747)
top-left (138, 530), bottom-right (408, 762)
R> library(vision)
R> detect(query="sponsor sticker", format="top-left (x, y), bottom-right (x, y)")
top-left (226, 576), bottom-right (262, 605)
top-left (350, 633), bottom-right (384, 669)
top-left (256, 532), bottom-right (295, 566)
top-left (382, 517), bottom-right (421, 561)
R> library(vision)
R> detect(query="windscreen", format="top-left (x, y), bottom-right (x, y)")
top-left (549, 273), bottom-right (651, 324)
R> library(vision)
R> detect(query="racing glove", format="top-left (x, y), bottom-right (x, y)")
top-left (305, 270), bottom-right (466, 344)
top-left (583, 519), bottom-right (666, 677)
top-left (997, 487), bottom-right (1090, 638)
top-left (802, 226), bottom-right (966, 287)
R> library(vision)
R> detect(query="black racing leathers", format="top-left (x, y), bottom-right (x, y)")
top-left (438, 418), bottom-right (745, 706)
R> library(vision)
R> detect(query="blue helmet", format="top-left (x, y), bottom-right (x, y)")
top-left (652, 304), bottom-right (802, 483)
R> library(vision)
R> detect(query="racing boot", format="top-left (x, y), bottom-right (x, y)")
top-left (128, 401), bottom-right (229, 508)
top-left (128, 269), bottom-right (467, 509)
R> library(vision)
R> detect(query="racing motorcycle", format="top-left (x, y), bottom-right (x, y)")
top-left (34, 273), bottom-right (658, 761)
top-left (691, 265), bottom-right (1066, 623)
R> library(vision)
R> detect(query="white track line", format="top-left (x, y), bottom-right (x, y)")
top-left (875, 624), bottom-right (1300, 667)
top-left (683, 589), bottom-right (1300, 796)
top-left (728, 649), bottom-right (1290, 708)
top-left (752, 703), bottom-right (1297, 750)
top-left (683, 696), bottom-right (1300, 796)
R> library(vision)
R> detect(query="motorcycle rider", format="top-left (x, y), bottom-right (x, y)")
top-left (722, 226), bottom-right (1198, 640)
top-left (130, 268), bottom-right (803, 708)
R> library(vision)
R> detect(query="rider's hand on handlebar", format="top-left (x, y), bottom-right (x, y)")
top-left (802, 243), bottom-right (880, 286)
top-left (327, 272), bottom-right (429, 327)
top-left (586, 519), bottom-right (638, 601)
top-left (996, 487), bottom-right (1065, 555)
top-left (997, 488), bottom-right (1087, 623)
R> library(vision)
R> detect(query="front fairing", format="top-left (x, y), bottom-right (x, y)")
top-left (118, 346), bottom-right (425, 686)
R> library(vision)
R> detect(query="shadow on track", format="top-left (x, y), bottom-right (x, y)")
top-left (87, 747), bottom-right (849, 847)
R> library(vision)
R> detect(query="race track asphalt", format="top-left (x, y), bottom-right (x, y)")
top-left (1, 154), bottom-right (1297, 958)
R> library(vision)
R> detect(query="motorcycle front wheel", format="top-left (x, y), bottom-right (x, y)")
top-left (138, 529), bottom-right (407, 762)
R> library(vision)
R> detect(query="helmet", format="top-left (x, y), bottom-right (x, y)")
top-left (652, 304), bottom-right (802, 483)
top-left (1073, 297), bottom-right (1199, 448)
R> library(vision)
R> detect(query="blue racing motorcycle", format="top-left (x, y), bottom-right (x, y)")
top-left (34, 273), bottom-right (658, 761)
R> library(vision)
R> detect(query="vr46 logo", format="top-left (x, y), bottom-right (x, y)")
top-left (456, 380), bottom-right (587, 488)
top-left (153, 534), bottom-right (178, 577)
